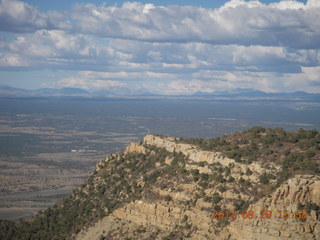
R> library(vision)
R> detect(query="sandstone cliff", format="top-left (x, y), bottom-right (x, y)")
top-left (76, 173), bottom-right (320, 240)
top-left (76, 134), bottom-right (320, 240)
top-left (142, 134), bottom-right (280, 180)
top-left (3, 128), bottom-right (318, 240)
top-left (225, 175), bottom-right (320, 240)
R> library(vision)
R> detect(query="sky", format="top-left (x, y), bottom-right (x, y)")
top-left (0, 0), bottom-right (319, 95)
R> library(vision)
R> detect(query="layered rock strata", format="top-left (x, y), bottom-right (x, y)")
top-left (76, 135), bottom-right (319, 240)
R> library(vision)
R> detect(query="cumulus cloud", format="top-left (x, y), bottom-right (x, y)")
top-left (0, 52), bottom-right (28, 67)
top-left (2, 0), bottom-right (317, 50)
top-left (0, 0), bottom-right (57, 32)
top-left (1, 0), bottom-right (319, 48)
top-left (58, 76), bottom-right (127, 91)
top-left (108, 40), bottom-right (320, 73)
top-left (3, 32), bottom-right (318, 73)
top-left (0, 30), bottom-right (128, 70)
top-left (1, 32), bottom-right (319, 93)
top-left (0, 0), bottom-right (320, 94)
top-left (144, 68), bottom-right (320, 95)
top-left (72, 0), bottom-right (320, 49)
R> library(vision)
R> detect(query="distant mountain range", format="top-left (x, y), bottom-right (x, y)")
top-left (0, 85), bottom-right (319, 101)
top-left (0, 85), bottom-right (91, 97)
top-left (0, 85), bottom-right (158, 98)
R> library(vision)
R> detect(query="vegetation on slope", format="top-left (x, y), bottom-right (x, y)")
top-left (0, 146), bottom-right (190, 239)
top-left (0, 127), bottom-right (319, 239)
top-left (180, 127), bottom-right (320, 184)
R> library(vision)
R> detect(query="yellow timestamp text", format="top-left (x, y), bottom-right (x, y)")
top-left (211, 210), bottom-right (308, 220)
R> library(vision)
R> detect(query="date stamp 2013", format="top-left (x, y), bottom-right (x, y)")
top-left (211, 210), bottom-right (308, 220)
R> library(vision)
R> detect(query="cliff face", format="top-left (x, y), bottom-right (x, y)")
top-left (225, 175), bottom-right (320, 240)
top-left (77, 176), bottom-right (320, 240)
top-left (76, 134), bottom-right (320, 240)
top-left (143, 134), bottom-right (280, 180)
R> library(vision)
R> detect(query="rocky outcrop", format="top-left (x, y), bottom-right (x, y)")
top-left (76, 175), bottom-right (320, 240)
top-left (224, 175), bottom-right (320, 240)
top-left (77, 135), bottom-right (319, 240)
top-left (127, 134), bottom-right (280, 182)
top-left (143, 134), bottom-right (233, 166)
top-left (112, 199), bottom-right (213, 239)
top-left (125, 142), bottom-right (146, 155)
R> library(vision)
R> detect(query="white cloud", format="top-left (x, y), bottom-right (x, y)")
top-left (0, 0), bottom-right (320, 94)
top-left (71, 0), bottom-right (320, 49)
top-left (270, 0), bottom-right (304, 10)
top-left (147, 68), bottom-right (320, 95)
top-left (80, 70), bottom-right (176, 81)
top-left (108, 40), bottom-right (320, 73)
top-left (307, 0), bottom-right (320, 8)
top-left (0, 52), bottom-right (28, 67)
top-left (81, 71), bottom-right (130, 79)
top-left (0, 0), bottom-right (58, 32)
top-left (0, 30), bottom-right (124, 69)
top-left (1, 0), bottom-right (319, 49)
top-left (301, 66), bottom-right (320, 82)
top-left (58, 77), bottom-right (127, 91)
top-left (1, 31), bottom-right (319, 93)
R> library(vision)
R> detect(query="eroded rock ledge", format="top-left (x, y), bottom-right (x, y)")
top-left (78, 135), bottom-right (319, 240)
top-left (76, 175), bottom-right (320, 240)
top-left (225, 175), bottom-right (320, 240)
top-left (126, 134), bottom-right (280, 182)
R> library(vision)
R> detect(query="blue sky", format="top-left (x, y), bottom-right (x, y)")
top-left (0, 0), bottom-right (319, 94)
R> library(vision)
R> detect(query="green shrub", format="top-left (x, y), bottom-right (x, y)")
top-left (259, 173), bottom-right (270, 184)
top-left (212, 193), bottom-right (222, 204)
top-left (228, 176), bottom-right (235, 183)
top-left (218, 186), bottom-right (227, 193)
top-left (200, 173), bottom-right (209, 181)
top-left (246, 168), bottom-right (253, 176)
top-left (213, 205), bottom-right (221, 211)
top-left (164, 195), bottom-right (173, 201)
